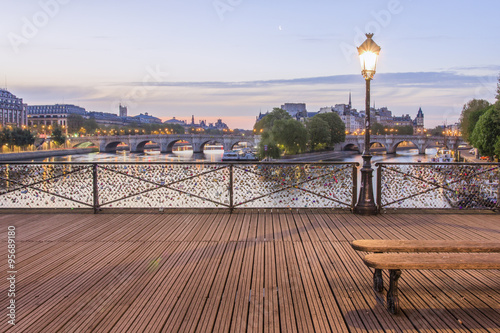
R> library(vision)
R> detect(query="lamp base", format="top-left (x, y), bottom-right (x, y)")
top-left (354, 154), bottom-right (378, 215)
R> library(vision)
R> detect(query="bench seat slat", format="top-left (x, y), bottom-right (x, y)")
top-left (363, 253), bottom-right (500, 270)
top-left (352, 240), bottom-right (500, 253)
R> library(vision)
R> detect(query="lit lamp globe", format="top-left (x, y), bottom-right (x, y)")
top-left (358, 33), bottom-right (381, 80)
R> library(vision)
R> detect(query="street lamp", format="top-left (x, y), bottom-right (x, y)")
top-left (354, 33), bottom-right (381, 215)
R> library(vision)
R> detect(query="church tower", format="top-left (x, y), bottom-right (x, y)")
top-left (413, 107), bottom-right (425, 134)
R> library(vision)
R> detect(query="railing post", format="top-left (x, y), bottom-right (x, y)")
top-left (376, 163), bottom-right (382, 211)
top-left (229, 164), bottom-right (234, 213)
top-left (93, 163), bottom-right (100, 214)
top-left (352, 163), bottom-right (358, 211)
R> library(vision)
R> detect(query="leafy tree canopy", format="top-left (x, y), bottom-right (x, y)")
top-left (307, 116), bottom-right (331, 150)
top-left (0, 127), bottom-right (35, 148)
top-left (257, 131), bottom-right (281, 159)
top-left (470, 105), bottom-right (500, 158)
top-left (51, 126), bottom-right (66, 146)
top-left (254, 108), bottom-right (292, 133)
top-left (459, 99), bottom-right (491, 142)
top-left (313, 112), bottom-right (346, 147)
top-left (371, 122), bottom-right (385, 135)
top-left (272, 118), bottom-right (308, 155)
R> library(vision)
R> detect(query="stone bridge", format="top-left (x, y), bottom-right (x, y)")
top-left (335, 135), bottom-right (467, 154)
top-left (69, 134), bottom-right (259, 153)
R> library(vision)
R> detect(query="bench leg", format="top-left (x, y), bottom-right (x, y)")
top-left (387, 269), bottom-right (401, 314)
top-left (373, 269), bottom-right (384, 292)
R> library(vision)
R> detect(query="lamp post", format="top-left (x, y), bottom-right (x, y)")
top-left (354, 33), bottom-right (380, 215)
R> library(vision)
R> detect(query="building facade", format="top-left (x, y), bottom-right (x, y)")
top-left (119, 104), bottom-right (128, 117)
top-left (27, 104), bottom-right (86, 127)
top-left (132, 112), bottom-right (162, 124)
top-left (281, 103), bottom-right (307, 118)
top-left (0, 89), bottom-right (27, 127)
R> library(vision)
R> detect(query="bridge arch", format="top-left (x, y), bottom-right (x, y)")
top-left (227, 139), bottom-right (256, 151)
top-left (162, 139), bottom-right (191, 154)
top-left (341, 143), bottom-right (360, 152)
top-left (131, 139), bottom-right (161, 153)
top-left (388, 140), bottom-right (422, 154)
top-left (70, 140), bottom-right (98, 149)
top-left (102, 140), bottom-right (131, 153)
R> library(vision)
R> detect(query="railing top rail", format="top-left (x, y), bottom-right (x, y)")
top-left (376, 162), bottom-right (500, 166)
top-left (0, 161), bottom-right (360, 166)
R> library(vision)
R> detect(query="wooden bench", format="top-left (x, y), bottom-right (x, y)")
top-left (351, 240), bottom-right (500, 314)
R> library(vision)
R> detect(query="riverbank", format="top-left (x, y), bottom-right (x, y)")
top-left (0, 148), bottom-right (97, 162)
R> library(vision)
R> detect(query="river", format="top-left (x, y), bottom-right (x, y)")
top-left (31, 147), bottom-right (441, 164)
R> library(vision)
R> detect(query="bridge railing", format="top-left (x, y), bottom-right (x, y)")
top-left (376, 162), bottom-right (500, 211)
top-left (0, 162), bottom-right (359, 212)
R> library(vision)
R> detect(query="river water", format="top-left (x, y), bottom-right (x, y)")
top-left (32, 148), bottom-right (441, 164)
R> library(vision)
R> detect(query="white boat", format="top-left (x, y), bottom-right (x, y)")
top-left (238, 152), bottom-right (259, 161)
top-left (222, 151), bottom-right (240, 161)
top-left (222, 150), bottom-right (259, 161)
top-left (144, 149), bottom-right (161, 155)
top-left (431, 149), bottom-right (453, 163)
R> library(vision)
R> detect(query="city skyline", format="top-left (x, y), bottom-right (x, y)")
top-left (2, 0), bottom-right (499, 129)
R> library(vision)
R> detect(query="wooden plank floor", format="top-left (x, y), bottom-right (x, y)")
top-left (1, 211), bottom-right (499, 332)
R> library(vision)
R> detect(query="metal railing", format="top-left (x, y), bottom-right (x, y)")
top-left (0, 162), bottom-right (359, 212)
top-left (376, 162), bottom-right (500, 211)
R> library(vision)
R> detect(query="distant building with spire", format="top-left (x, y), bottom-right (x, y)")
top-left (413, 107), bottom-right (425, 134)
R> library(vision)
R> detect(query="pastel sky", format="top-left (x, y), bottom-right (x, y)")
top-left (1, 0), bottom-right (499, 129)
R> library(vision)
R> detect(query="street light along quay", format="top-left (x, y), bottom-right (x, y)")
top-left (354, 33), bottom-right (381, 215)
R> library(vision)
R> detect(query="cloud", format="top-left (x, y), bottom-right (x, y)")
top-left (10, 70), bottom-right (499, 129)
top-left (114, 71), bottom-right (496, 91)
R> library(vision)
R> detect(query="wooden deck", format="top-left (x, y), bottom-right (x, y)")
top-left (1, 211), bottom-right (499, 332)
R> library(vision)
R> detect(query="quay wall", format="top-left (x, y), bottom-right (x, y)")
top-left (0, 148), bottom-right (96, 162)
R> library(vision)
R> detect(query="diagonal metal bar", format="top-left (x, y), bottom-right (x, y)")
top-left (382, 164), bottom-right (499, 195)
top-left (0, 178), bottom-right (93, 208)
top-left (233, 168), bottom-right (352, 207)
top-left (98, 164), bottom-right (231, 207)
top-left (0, 165), bottom-right (92, 196)
top-left (233, 164), bottom-right (351, 187)
top-left (100, 182), bottom-right (230, 208)
top-left (0, 166), bottom-right (94, 207)
top-left (98, 164), bottom-right (229, 190)
top-left (380, 164), bottom-right (500, 208)
top-left (381, 165), bottom-right (467, 194)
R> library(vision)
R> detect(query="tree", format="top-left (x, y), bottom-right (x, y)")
top-left (313, 112), bottom-right (345, 147)
top-left (0, 127), bottom-right (35, 148)
top-left (67, 114), bottom-right (85, 134)
top-left (459, 99), bottom-right (491, 142)
top-left (470, 105), bottom-right (500, 159)
top-left (51, 126), bottom-right (66, 146)
top-left (83, 118), bottom-right (98, 134)
top-left (254, 108), bottom-right (292, 133)
top-left (307, 117), bottom-right (330, 150)
top-left (429, 126), bottom-right (445, 136)
top-left (371, 122), bottom-right (385, 135)
top-left (394, 125), bottom-right (414, 135)
top-left (272, 119), bottom-right (308, 155)
top-left (257, 132), bottom-right (281, 159)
